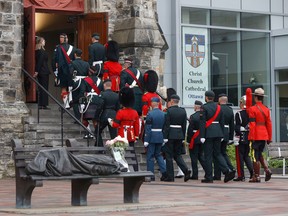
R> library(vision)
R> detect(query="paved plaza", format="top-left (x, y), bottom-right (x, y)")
top-left (0, 175), bottom-right (288, 216)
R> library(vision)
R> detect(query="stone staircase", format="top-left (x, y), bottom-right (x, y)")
top-left (23, 103), bottom-right (193, 174)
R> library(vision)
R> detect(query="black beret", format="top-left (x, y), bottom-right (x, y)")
top-left (205, 90), bottom-right (215, 98)
top-left (92, 33), bottom-right (100, 39)
top-left (218, 93), bottom-right (227, 98)
top-left (170, 94), bottom-right (180, 100)
top-left (194, 100), bottom-right (203, 105)
top-left (103, 79), bottom-right (111, 84)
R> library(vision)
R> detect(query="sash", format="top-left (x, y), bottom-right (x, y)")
top-left (60, 45), bottom-right (72, 64)
top-left (125, 69), bottom-right (143, 92)
top-left (84, 77), bottom-right (101, 95)
top-left (189, 105), bottom-right (221, 149)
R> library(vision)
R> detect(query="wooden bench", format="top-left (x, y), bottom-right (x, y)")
top-left (267, 142), bottom-right (288, 176)
top-left (11, 139), bottom-right (153, 209)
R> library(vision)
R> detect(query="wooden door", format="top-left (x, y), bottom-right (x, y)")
top-left (24, 6), bottom-right (36, 102)
top-left (77, 13), bottom-right (108, 61)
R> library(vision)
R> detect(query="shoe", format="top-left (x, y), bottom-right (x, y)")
top-left (175, 175), bottom-right (184, 178)
top-left (184, 170), bottom-right (191, 182)
top-left (201, 179), bottom-right (213, 183)
top-left (83, 134), bottom-right (94, 139)
top-left (249, 176), bottom-right (261, 183)
top-left (213, 176), bottom-right (221, 181)
top-left (190, 176), bottom-right (198, 180)
top-left (233, 177), bottom-right (245, 182)
top-left (42, 106), bottom-right (50, 110)
top-left (265, 170), bottom-right (272, 182)
top-left (224, 170), bottom-right (236, 183)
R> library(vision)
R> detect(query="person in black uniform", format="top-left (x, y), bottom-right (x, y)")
top-left (34, 36), bottom-right (51, 109)
top-left (95, 79), bottom-right (120, 146)
top-left (72, 69), bottom-right (104, 139)
top-left (52, 33), bottom-right (75, 108)
top-left (162, 94), bottom-right (191, 182)
top-left (88, 33), bottom-right (106, 78)
top-left (199, 90), bottom-right (235, 183)
top-left (233, 95), bottom-right (254, 181)
top-left (187, 100), bottom-right (206, 180)
top-left (213, 93), bottom-right (235, 180)
top-left (70, 49), bottom-right (90, 121)
top-left (120, 58), bottom-right (143, 116)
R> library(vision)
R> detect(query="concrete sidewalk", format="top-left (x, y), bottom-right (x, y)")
top-left (0, 175), bottom-right (288, 216)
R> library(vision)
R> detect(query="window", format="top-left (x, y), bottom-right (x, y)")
top-left (181, 7), bottom-right (209, 25)
top-left (211, 10), bottom-right (239, 28)
top-left (241, 13), bottom-right (270, 30)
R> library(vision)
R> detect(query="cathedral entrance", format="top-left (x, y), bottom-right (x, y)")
top-left (23, 1), bottom-right (108, 102)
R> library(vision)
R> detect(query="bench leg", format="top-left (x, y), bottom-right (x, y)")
top-left (71, 178), bottom-right (99, 206)
top-left (16, 179), bottom-right (42, 209)
top-left (123, 176), bottom-right (145, 203)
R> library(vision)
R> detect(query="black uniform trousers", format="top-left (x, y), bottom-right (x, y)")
top-left (213, 141), bottom-right (234, 178)
top-left (235, 143), bottom-right (253, 178)
top-left (203, 137), bottom-right (230, 181)
top-left (189, 143), bottom-right (206, 178)
top-left (37, 74), bottom-right (49, 107)
top-left (163, 139), bottom-right (189, 180)
top-left (95, 118), bottom-right (117, 147)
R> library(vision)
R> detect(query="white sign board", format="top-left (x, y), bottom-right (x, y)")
top-left (182, 27), bottom-right (208, 106)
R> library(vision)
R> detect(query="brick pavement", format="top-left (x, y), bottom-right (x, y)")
top-left (0, 175), bottom-right (288, 216)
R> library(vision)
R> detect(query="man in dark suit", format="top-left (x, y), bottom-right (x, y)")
top-left (95, 79), bottom-right (120, 146)
top-left (187, 100), bottom-right (206, 180)
top-left (199, 90), bottom-right (235, 183)
top-left (144, 97), bottom-right (167, 181)
top-left (88, 33), bottom-right (106, 78)
top-left (162, 94), bottom-right (191, 182)
top-left (213, 93), bottom-right (235, 180)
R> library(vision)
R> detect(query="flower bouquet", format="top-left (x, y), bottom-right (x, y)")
top-left (105, 136), bottom-right (129, 172)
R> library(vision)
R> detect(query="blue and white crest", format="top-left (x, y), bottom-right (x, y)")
top-left (185, 34), bottom-right (205, 68)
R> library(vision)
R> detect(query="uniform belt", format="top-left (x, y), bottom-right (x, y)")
top-left (151, 129), bottom-right (162, 132)
top-left (93, 60), bottom-right (103, 65)
top-left (73, 76), bottom-right (86, 82)
top-left (170, 125), bottom-right (181, 128)
top-left (224, 125), bottom-right (229, 128)
top-left (86, 92), bottom-right (98, 96)
top-left (212, 121), bottom-right (219, 124)
top-left (124, 125), bottom-right (133, 128)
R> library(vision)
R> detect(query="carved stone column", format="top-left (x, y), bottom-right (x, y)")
top-left (113, 0), bottom-right (166, 84)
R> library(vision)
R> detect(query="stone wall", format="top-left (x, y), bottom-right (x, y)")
top-left (0, 0), bottom-right (29, 178)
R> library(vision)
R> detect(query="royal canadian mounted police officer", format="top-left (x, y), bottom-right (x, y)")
top-left (95, 79), bottom-right (120, 147)
top-left (162, 94), bottom-right (191, 182)
top-left (70, 48), bottom-right (90, 121)
top-left (187, 100), bottom-right (206, 180)
top-left (88, 33), bottom-right (106, 78)
top-left (213, 93), bottom-right (235, 180)
top-left (199, 90), bottom-right (235, 183)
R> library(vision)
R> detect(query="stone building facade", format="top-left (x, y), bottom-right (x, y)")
top-left (0, 0), bottom-right (166, 177)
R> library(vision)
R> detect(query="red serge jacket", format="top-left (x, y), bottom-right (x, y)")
top-left (112, 107), bottom-right (140, 142)
top-left (142, 92), bottom-right (162, 117)
top-left (248, 101), bottom-right (272, 141)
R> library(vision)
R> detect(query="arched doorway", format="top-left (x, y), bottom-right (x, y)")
top-left (24, 1), bottom-right (108, 102)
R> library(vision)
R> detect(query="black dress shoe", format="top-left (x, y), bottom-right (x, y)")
top-left (42, 106), bottom-right (50, 110)
top-left (224, 170), bottom-right (236, 183)
top-left (184, 170), bottom-right (191, 182)
top-left (213, 176), bottom-right (221, 181)
top-left (175, 175), bottom-right (184, 178)
top-left (201, 179), bottom-right (213, 183)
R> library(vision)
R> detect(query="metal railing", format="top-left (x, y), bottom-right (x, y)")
top-left (22, 68), bottom-right (94, 147)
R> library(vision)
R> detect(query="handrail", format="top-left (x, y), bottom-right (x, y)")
top-left (22, 68), bottom-right (94, 147)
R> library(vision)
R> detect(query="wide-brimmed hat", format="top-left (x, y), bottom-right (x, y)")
top-left (252, 88), bottom-right (267, 97)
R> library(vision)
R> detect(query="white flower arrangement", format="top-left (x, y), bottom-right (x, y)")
top-left (105, 136), bottom-right (129, 149)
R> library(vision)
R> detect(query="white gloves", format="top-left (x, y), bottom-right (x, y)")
top-left (162, 139), bottom-right (168, 146)
top-left (200, 138), bottom-right (205, 144)
top-left (234, 136), bottom-right (240, 146)
top-left (240, 126), bottom-right (246, 131)
top-left (144, 142), bottom-right (149, 147)
top-left (108, 118), bottom-right (113, 126)
top-left (221, 138), bottom-right (224, 142)
top-left (228, 140), bottom-right (234, 145)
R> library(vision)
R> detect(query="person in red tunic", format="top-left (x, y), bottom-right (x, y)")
top-left (248, 88), bottom-right (272, 183)
top-left (109, 87), bottom-right (140, 146)
top-left (142, 70), bottom-right (162, 118)
top-left (103, 40), bottom-right (122, 92)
